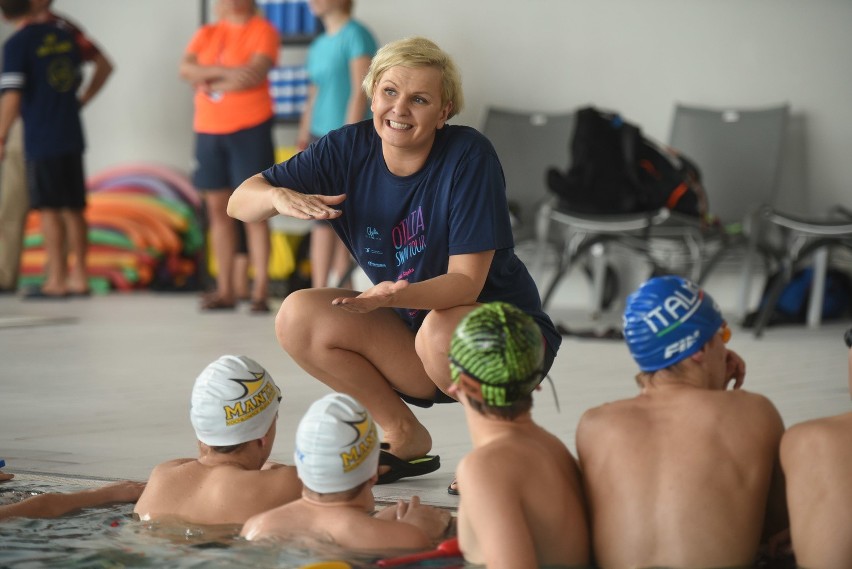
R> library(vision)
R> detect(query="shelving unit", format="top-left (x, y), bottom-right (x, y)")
top-left (199, 0), bottom-right (320, 41)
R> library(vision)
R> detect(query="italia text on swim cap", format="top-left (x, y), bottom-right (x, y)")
top-left (642, 279), bottom-right (707, 360)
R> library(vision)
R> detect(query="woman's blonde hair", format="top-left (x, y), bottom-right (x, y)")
top-left (362, 36), bottom-right (464, 119)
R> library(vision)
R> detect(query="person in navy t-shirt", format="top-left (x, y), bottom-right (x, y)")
top-left (0, 0), bottom-right (88, 299)
top-left (228, 36), bottom-right (561, 490)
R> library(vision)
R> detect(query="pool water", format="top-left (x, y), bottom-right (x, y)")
top-left (0, 475), bottom-right (469, 569)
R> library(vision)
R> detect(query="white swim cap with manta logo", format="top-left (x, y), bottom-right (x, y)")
top-left (190, 355), bottom-right (281, 446)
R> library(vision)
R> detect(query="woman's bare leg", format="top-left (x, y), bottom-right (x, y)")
top-left (245, 218), bottom-right (269, 303)
top-left (204, 190), bottom-right (235, 303)
top-left (276, 288), bottom-right (436, 460)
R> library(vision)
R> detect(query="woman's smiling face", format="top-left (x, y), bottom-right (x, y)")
top-left (370, 65), bottom-right (451, 159)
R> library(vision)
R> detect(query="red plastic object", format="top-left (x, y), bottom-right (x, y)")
top-left (376, 537), bottom-right (461, 567)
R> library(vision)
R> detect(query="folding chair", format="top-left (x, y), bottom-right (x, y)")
top-left (749, 205), bottom-right (852, 337)
top-left (667, 103), bottom-right (790, 320)
top-left (537, 203), bottom-right (676, 312)
top-left (538, 103), bottom-right (790, 320)
top-left (481, 107), bottom-right (574, 244)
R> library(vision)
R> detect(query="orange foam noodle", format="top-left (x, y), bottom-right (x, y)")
top-left (87, 203), bottom-right (182, 253)
top-left (87, 244), bottom-right (157, 266)
top-left (85, 214), bottom-right (156, 251)
top-left (24, 211), bottom-right (152, 252)
top-left (22, 249), bottom-right (145, 270)
top-left (88, 212), bottom-right (176, 253)
top-left (89, 193), bottom-right (189, 230)
top-left (25, 207), bottom-right (179, 254)
top-left (24, 211), bottom-right (41, 232)
top-left (20, 262), bottom-right (138, 290)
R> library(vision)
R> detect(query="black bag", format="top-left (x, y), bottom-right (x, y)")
top-left (548, 106), bottom-right (709, 219)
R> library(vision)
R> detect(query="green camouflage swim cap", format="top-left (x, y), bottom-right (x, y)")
top-left (449, 302), bottom-right (545, 407)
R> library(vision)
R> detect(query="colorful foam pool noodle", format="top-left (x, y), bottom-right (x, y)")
top-left (19, 163), bottom-right (202, 292)
top-left (87, 163), bottom-right (200, 208)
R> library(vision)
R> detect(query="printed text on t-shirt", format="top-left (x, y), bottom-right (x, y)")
top-left (393, 206), bottom-right (427, 268)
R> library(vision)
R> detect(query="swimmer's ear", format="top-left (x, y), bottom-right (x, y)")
top-left (258, 433), bottom-right (273, 449)
top-left (258, 417), bottom-right (278, 449)
top-left (689, 345), bottom-right (708, 363)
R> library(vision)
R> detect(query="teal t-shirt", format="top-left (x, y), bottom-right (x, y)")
top-left (306, 19), bottom-right (377, 136)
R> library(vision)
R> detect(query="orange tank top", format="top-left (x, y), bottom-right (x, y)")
top-left (186, 16), bottom-right (279, 134)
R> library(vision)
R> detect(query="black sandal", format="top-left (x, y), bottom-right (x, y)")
top-left (200, 296), bottom-right (236, 311)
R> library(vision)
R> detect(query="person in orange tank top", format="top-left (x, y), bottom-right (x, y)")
top-left (180, 0), bottom-right (279, 313)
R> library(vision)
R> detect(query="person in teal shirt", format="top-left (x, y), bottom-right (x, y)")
top-left (299, 0), bottom-right (377, 289)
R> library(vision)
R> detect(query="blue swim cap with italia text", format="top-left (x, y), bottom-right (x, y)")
top-left (623, 276), bottom-right (724, 372)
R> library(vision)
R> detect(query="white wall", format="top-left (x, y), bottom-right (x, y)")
top-left (0, 1), bottom-right (199, 179)
top-left (4, 0), bottom-right (851, 214)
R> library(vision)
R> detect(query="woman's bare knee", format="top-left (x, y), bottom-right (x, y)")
top-left (275, 289), bottom-right (356, 354)
top-left (418, 307), bottom-right (474, 352)
top-left (275, 290), bottom-right (316, 353)
top-left (416, 307), bottom-right (475, 384)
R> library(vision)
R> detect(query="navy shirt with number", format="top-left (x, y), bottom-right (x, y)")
top-left (0, 23), bottom-right (84, 159)
top-left (262, 121), bottom-right (561, 355)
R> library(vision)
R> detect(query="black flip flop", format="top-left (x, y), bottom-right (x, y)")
top-left (376, 443), bottom-right (441, 484)
top-left (22, 287), bottom-right (68, 301)
top-left (200, 296), bottom-right (236, 311)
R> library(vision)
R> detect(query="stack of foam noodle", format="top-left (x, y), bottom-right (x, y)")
top-left (20, 160), bottom-right (310, 296)
top-left (20, 164), bottom-right (204, 294)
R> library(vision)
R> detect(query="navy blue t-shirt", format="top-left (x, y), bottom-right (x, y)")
top-left (263, 121), bottom-right (561, 355)
top-left (0, 23), bottom-right (84, 159)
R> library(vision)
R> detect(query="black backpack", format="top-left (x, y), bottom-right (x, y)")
top-left (548, 106), bottom-right (709, 219)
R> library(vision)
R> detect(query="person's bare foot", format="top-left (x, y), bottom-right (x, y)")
top-left (67, 275), bottom-right (90, 295)
top-left (39, 279), bottom-right (67, 296)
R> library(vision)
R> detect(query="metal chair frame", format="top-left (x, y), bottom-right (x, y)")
top-left (537, 103), bottom-right (791, 320)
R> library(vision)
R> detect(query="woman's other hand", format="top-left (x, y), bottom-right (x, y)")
top-left (332, 280), bottom-right (409, 313)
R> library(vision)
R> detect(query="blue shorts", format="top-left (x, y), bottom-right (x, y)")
top-left (26, 153), bottom-right (86, 210)
top-left (193, 119), bottom-right (275, 190)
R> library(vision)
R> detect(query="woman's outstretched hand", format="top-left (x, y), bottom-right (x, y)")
top-left (332, 280), bottom-right (409, 313)
top-left (270, 188), bottom-right (345, 220)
